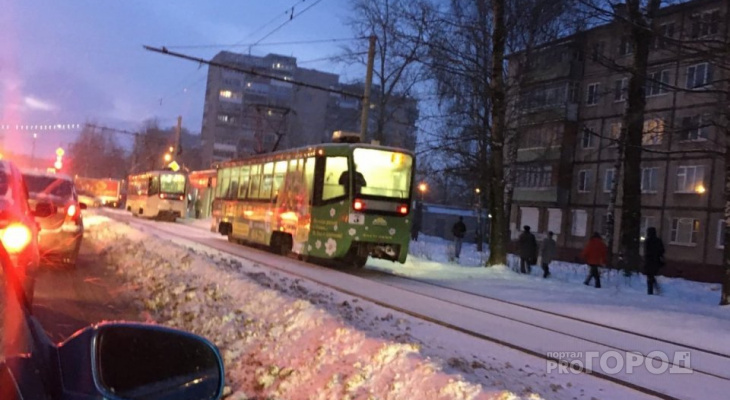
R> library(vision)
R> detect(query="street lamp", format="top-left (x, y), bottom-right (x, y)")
top-left (164, 153), bottom-right (172, 163)
top-left (695, 184), bottom-right (706, 194)
top-left (31, 133), bottom-right (37, 166)
top-left (418, 182), bottom-right (428, 201)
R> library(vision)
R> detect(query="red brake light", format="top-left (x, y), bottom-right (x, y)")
top-left (67, 204), bottom-right (77, 218)
top-left (2, 223), bottom-right (32, 254)
top-left (353, 199), bottom-right (364, 211)
top-left (398, 205), bottom-right (409, 215)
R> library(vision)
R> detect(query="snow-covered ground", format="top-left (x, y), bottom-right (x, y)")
top-left (370, 234), bottom-right (730, 355)
top-left (86, 214), bottom-right (656, 400)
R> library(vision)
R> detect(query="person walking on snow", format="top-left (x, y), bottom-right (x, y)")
top-left (581, 232), bottom-right (607, 288)
top-left (644, 227), bottom-right (665, 295)
top-left (540, 231), bottom-right (557, 278)
top-left (518, 226), bottom-right (538, 274)
top-left (452, 216), bottom-right (466, 260)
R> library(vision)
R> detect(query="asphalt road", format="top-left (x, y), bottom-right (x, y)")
top-left (32, 236), bottom-right (140, 342)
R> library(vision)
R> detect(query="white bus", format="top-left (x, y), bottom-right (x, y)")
top-left (126, 170), bottom-right (187, 221)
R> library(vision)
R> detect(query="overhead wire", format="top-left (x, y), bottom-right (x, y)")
top-left (166, 37), bottom-right (363, 50)
top-left (250, 0), bottom-right (327, 49)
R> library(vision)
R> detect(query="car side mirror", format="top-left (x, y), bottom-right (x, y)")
top-left (79, 203), bottom-right (88, 210)
top-left (58, 323), bottom-right (224, 400)
top-left (33, 202), bottom-right (54, 218)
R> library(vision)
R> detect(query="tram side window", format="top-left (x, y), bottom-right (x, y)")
top-left (227, 167), bottom-right (240, 199)
top-left (304, 157), bottom-right (315, 205)
top-left (148, 176), bottom-right (160, 196)
top-left (322, 156), bottom-right (348, 201)
top-left (272, 161), bottom-right (287, 202)
top-left (218, 168), bottom-right (231, 199)
top-left (248, 164), bottom-right (262, 199)
top-left (238, 166), bottom-right (251, 199)
top-left (259, 162), bottom-right (275, 200)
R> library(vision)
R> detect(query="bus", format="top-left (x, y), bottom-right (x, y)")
top-left (213, 141), bottom-right (414, 267)
top-left (126, 170), bottom-right (187, 221)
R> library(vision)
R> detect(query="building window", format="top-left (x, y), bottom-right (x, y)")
top-left (581, 127), bottom-right (595, 149)
top-left (686, 63), bottom-right (713, 89)
top-left (717, 220), bottom-right (726, 249)
top-left (641, 167), bottom-right (659, 193)
top-left (675, 165), bottom-right (705, 193)
top-left (653, 22), bottom-right (675, 49)
top-left (640, 216), bottom-right (656, 241)
top-left (578, 170), bottom-right (592, 193)
top-left (642, 118), bottom-right (664, 145)
top-left (219, 90), bottom-right (232, 98)
top-left (619, 36), bottom-right (633, 55)
top-left (646, 70), bottom-right (670, 96)
top-left (572, 210), bottom-right (587, 237)
top-left (516, 166), bottom-right (553, 189)
top-left (586, 83), bottom-right (600, 106)
top-left (609, 122), bottom-right (623, 147)
top-left (591, 41), bottom-right (604, 61)
top-left (690, 10), bottom-right (720, 39)
top-left (614, 78), bottom-right (628, 102)
top-left (680, 115), bottom-right (709, 141)
top-left (217, 114), bottom-right (231, 123)
top-left (670, 218), bottom-right (699, 245)
top-left (603, 169), bottom-right (615, 193)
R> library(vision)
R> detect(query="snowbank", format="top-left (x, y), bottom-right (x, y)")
top-left (88, 219), bottom-right (508, 399)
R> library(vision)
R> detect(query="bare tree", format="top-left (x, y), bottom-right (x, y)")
top-left (68, 124), bottom-right (128, 179)
top-left (345, 0), bottom-right (430, 145)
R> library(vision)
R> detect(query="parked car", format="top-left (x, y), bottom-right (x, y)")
top-left (0, 161), bottom-right (49, 303)
top-left (77, 188), bottom-right (101, 208)
top-left (22, 170), bottom-right (85, 268)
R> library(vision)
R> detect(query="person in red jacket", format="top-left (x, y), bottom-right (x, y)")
top-left (581, 232), bottom-right (607, 288)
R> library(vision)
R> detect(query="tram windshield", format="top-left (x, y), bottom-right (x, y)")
top-left (352, 148), bottom-right (412, 199)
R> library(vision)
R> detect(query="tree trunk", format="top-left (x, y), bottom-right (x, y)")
top-left (487, 0), bottom-right (508, 267)
top-left (605, 137), bottom-right (624, 267)
top-left (721, 143), bottom-right (730, 305)
top-left (620, 0), bottom-right (656, 274)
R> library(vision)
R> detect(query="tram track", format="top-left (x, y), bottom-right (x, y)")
top-left (102, 210), bottom-right (730, 400)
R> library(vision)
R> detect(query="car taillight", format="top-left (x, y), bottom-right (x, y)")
top-left (2, 223), bottom-right (32, 254)
top-left (398, 204), bottom-right (409, 215)
top-left (67, 204), bottom-right (77, 218)
top-left (353, 199), bottom-right (365, 211)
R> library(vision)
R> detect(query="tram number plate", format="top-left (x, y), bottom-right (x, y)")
top-left (348, 213), bottom-right (365, 225)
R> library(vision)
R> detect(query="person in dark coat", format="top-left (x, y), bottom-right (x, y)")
top-left (644, 227), bottom-right (665, 295)
top-left (452, 216), bottom-right (466, 260)
top-left (411, 202), bottom-right (423, 241)
top-left (540, 231), bottom-right (557, 278)
top-left (581, 232), bottom-right (607, 288)
top-left (517, 225), bottom-right (538, 274)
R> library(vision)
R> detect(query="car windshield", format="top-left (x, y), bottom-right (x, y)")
top-left (24, 175), bottom-right (73, 198)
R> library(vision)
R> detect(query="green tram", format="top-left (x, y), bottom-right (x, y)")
top-left (211, 141), bottom-right (415, 267)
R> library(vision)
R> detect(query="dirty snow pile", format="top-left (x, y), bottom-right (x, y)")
top-left (88, 219), bottom-right (545, 400)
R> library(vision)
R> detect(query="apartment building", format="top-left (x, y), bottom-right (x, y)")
top-left (509, 0), bottom-right (728, 281)
top-left (200, 51), bottom-right (418, 167)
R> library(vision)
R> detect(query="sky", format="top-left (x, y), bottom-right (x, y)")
top-left (0, 0), bottom-right (359, 159)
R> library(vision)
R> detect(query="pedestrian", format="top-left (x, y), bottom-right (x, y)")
top-left (540, 231), bottom-right (557, 278)
top-left (581, 232), bottom-right (607, 288)
top-left (644, 227), bottom-right (665, 295)
top-left (452, 216), bottom-right (466, 261)
top-left (517, 225), bottom-right (538, 274)
top-left (411, 202), bottom-right (423, 241)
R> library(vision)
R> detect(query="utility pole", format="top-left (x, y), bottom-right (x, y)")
top-left (175, 116), bottom-right (182, 156)
top-left (360, 35), bottom-right (377, 143)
